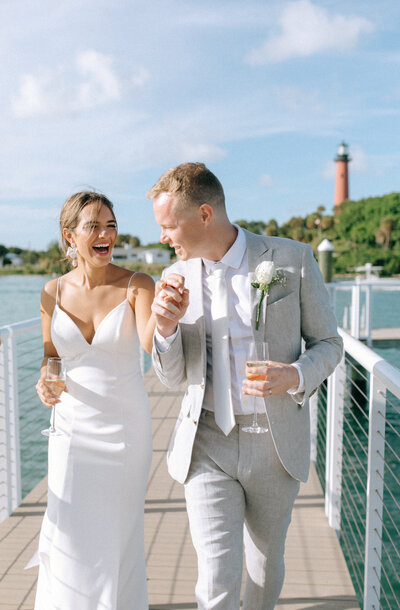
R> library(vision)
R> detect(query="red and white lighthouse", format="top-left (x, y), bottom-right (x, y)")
top-left (334, 142), bottom-right (351, 207)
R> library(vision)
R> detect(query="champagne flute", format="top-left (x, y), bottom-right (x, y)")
top-left (242, 341), bottom-right (269, 434)
top-left (41, 357), bottom-right (66, 437)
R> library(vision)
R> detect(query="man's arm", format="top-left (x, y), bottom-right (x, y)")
top-left (291, 244), bottom-right (343, 404)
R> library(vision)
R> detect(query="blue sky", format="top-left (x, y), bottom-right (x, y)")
top-left (1, 0), bottom-right (399, 250)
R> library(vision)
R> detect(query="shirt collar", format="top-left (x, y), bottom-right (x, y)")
top-left (202, 225), bottom-right (246, 275)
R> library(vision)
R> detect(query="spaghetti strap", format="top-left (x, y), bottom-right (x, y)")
top-left (126, 273), bottom-right (136, 298)
top-left (56, 278), bottom-right (61, 306)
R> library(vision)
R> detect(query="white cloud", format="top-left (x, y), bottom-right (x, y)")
top-left (260, 173), bottom-right (273, 187)
top-left (12, 74), bottom-right (54, 118)
top-left (11, 50), bottom-right (148, 118)
top-left (131, 67), bottom-right (150, 89)
top-left (74, 50), bottom-right (121, 110)
top-left (246, 0), bottom-right (373, 65)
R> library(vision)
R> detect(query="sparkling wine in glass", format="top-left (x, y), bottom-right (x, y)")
top-left (41, 357), bottom-right (66, 437)
top-left (242, 341), bottom-right (269, 434)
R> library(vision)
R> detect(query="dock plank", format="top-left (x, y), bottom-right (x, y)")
top-left (0, 368), bottom-right (360, 609)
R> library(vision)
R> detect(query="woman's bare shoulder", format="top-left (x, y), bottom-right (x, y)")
top-left (129, 272), bottom-right (155, 291)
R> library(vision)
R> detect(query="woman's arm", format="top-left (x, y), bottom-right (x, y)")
top-left (129, 273), bottom-right (156, 354)
top-left (35, 280), bottom-right (61, 407)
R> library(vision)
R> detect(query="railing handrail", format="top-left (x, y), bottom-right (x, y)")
top-left (327, 279), bottom-right (400, 287)
top-left (339, 328), bottom-right (400, 398)
top-left (0, 317), bottom-right (41, 339)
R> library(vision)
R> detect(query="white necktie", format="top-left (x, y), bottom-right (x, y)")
top-left (211, 263), bottom-right (235, 436)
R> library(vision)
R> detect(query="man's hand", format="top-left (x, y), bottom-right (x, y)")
top-left (151, 273), bottom-right (189, 338)
top-left (242, 362), bottom-right (300, 397)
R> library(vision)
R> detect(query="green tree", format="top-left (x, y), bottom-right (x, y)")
top-left (129, 236), bottom-right (141, 247)
top-left (320, 215), bottom-right (334, 230)
top-left (305, 213), bottom-right (319, 230)
top-left (290, 227), bottom-right (304, 242)
top-left (234, 220), bottom-right (267, 234)
top-left (265, 219), bottom-right (278, 236)
top-left (115, 233), bottom-right (132, 247)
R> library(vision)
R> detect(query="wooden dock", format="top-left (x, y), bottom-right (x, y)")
top-left (0, 369), bottom-right (359, 609)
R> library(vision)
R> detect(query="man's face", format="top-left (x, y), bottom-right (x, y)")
top-left (153, 192), bottom-right (206, 261)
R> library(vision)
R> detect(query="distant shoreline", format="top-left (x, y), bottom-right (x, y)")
top-left (0, 261), bottom-right (169, 277)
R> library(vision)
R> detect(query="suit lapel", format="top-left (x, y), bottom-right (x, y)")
top-left (245, 231), bottom-right (273, 341)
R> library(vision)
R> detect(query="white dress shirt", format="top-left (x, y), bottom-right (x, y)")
top-left (155, 226), bottom-right (304, 414)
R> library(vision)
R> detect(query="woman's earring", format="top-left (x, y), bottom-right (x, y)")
top-left (67, 243), bottom-right (78, 267)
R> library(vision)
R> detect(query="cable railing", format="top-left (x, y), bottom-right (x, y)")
top-left (0, 317), bottom-right (149, 521)
top-left (0, 317), bottom-right (46, 520)
top-left (312, 328), bottom-right (400, 609)
top-left (1, 317), bottom-right (400, 608)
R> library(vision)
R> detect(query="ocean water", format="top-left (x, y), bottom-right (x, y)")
top-left (0, 275), bottom-right (48, 326)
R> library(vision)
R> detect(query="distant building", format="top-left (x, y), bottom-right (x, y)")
top-left (112, 245), bottom-right (170, 265)
top-left (334, 142), bottom-right (351, 207)
top-left (0, 252), bottom-right (24, 267)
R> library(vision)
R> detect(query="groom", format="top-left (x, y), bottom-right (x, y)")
top-left (148, 162), bottom-right (342, 609)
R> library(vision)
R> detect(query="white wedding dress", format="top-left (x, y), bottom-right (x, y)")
top-left (34, 276), bottom-right (152, 610)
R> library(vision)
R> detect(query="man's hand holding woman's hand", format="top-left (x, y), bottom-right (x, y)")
top-left (151, 273), bottom-right (189, 338)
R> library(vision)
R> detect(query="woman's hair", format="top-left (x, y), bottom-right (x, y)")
top-left (59, 191), bottom-right (116, 258)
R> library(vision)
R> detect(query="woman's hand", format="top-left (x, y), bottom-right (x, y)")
top-left (35, 377), bottom-right (61, 408)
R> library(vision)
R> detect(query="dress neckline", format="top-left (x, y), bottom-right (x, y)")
top-left (54, 299), bottom-right (129, 346)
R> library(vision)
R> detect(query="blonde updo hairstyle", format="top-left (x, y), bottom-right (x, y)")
top-left (60, 191), bottom-right (116, 265)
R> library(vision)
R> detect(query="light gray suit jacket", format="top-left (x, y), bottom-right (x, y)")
top-left (152, 230), bottom-right (343, 484)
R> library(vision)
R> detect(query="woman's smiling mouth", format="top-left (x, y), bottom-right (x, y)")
top-left (92, 243), bottom-right (110, 254)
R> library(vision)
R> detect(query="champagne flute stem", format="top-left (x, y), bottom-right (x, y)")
top-left (252, 395), bottom-right (258, 428)
top-left (50, 405), bottom-right (56, 433)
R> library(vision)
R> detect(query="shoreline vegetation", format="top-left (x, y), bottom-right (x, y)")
top-left (1, 191), bottom-right (399, 277)
top-left (0, 261), bottom-right (168, 277)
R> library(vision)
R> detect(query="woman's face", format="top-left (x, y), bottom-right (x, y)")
top-left (66, 202), bottom-right (117, 268)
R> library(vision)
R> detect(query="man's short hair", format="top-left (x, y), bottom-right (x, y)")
top-left (147, 162), bottom-right (225, 211)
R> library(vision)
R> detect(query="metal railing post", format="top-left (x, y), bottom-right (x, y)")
top-left (0, 332), bottom-right (12, 520)
top-left (365, 284), bottom-right (373, 347)
top-left (363, 368), bottom-right (386, 609)
top-left (350, 281), bottom-right (361, 339)
top-left (0, 327), bottom-right (22, 521)
top-left (325, 353), bottom-right (346, 532)
top-left (309, 390), bottom-right (318, 464)
top-left (7, 328), bottom-right (22, 509)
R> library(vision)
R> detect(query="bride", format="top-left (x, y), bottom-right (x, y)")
top-left (35, 191), bottom-right (155, 609)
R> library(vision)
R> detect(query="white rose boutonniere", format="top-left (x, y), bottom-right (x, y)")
top-left (252, 261), bottom-right (286, 329)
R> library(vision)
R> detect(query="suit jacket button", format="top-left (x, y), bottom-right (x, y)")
top-left (193, 420), bottom-right (198, 425)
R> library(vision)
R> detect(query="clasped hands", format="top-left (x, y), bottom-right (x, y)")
top-left (151, 273), bottom-right (189, 338)
top-left (152, 273), bottom-right (299, 397)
